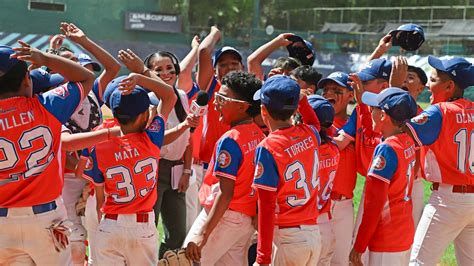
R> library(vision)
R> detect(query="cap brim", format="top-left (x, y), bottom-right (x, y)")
top-left (357, 71), bottom-right (377, 82)
top-left (253, 89), bottom-right (262, 101)
top-left (361, 91), bottom-right (380, 107)
top-left (81, 62), bottom-right (102, 72)
top-left (317, 77), bottom-right (350, 90)
top-left (427, 55), bottom-right (446, 72)
top-left (49, 74), bottom-right (65, 87)
top-left (148, 92), bottom-right (160, 106)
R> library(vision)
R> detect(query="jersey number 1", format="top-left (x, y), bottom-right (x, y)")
top-left (454, 129), bottom-right (474, 174)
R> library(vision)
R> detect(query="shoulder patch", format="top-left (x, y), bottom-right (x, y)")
top-left (148, 119), bottom-right (162, 132)
top-left (372, 155), bottom-right (386, 171)
top-left (217, 150), bottom-right (232, 168)
top-left (84, 157), bottom-right (93, 171)
top-left (411, 113), bottom-right (429, 125)
top-left (254, 161), bottom-right (264, 179)
top-left (51, 85), bottom-right (70, 99)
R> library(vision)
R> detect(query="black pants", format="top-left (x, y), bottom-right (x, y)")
top-left (153, 159), bottom-right (187, 258)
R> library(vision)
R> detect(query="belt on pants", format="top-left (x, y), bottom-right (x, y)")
top-left (104, 213), bottom-right (149, 223)
top-left (0, 200), bottom-right (57, 217)
top-left (432, 182), bottom-right (474, 193)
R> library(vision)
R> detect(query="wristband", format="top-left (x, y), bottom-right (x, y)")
top-left (183, 169), bottom-right (192, 175)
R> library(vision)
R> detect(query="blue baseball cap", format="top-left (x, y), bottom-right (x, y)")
top-left (148, 92), bottom-right (160, 106)
top-left (77, 53), bottom-right (101, 72)
top-left (103, 76), bottom-right (125, 108)
top-left (286, 35), bottom-right (315, 66)
top-left (30, 68), bottom-right (65, 94)
top-left (317, 71), bottom-right (353, 91)
top-left (109, 87), bottom-right (150, 120)
top-left (0, 45), bottom-right (19, 77)
top-left (428, 56), bottom-right (474, 90)
top-left (253, 75), bottom-right (300, 111)
top-left (212, 46), bottom-right (242, 68)
top-left (389, 24), bottom-right (425, 51)
top-left (307, 95), bottom-right (335, 127)
top-left (357, 58), bottom-right (392, 82)
top-left (362, 87), bottom-right (417, 122)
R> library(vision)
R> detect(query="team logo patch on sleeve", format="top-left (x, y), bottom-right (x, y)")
top-left (217, 150), bottom-right (232, 168)
top-left (372, 155), bottom-right (386, 170)
top-left (51, 85), bottom-right (70, 99)
top-left (84, 157), bottom-right (93, 171)
top-left (254, 162), bottom-right (264, 179)
top-left (148, 119), bottom-right (162, 132)
top-left (411, 113), bottom-right (428, 125)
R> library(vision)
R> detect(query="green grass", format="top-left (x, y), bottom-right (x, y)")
top-left (353, 176), bottom-right (457, 266)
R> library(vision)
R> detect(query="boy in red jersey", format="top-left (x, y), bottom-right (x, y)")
top-left (252, 75), bottom-right (322, 266)
top-left (0, 43), bottom-right (95, 265)
top-left (184, 71), bottom-right (265, 265)
top-left (308, 95), bottom-right (340, 266)
top-left (81, 73), bottom-right (176, 265)
top-left (317, 71), bottom-right (356, 266)
top-left (407, 56), bottom-right (474, 266)
top-left (350, 88), bottom-right (418, 266)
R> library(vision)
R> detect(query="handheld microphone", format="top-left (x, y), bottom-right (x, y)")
top-left (189, 91), bottom-right (209, 133)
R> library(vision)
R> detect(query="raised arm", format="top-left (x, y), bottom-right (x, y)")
top-left (60, 22), bottom-right (121, 94)
top-left (367, 34), bottom-right (392, 62)
top-left (247, 33), bottom-right (293, 80)
top-left (61, 127), bottom-right (121, 151)
top-left (177, 35), bottom-right (200, 93)
top-left (118, 73), bottom-right (177, 121)
top-left (197, 26), bottom-right (221, 91)
top-left (12, 40), bottom-right (95, 96)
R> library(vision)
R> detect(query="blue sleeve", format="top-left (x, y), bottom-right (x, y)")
top-left (207, 76), bottom-right (218, 96)
top-left (309, 125), bottom-right (321, 146)
top-left (213, 137), bottom-right (242, 180)
top-left (406, 105), bottom-right (442, 146)
top-left (83, 147), bottom-right (105, 185)
top-left (367, 143), bottom-right (398, 183)
top-left (340, 108), bottom-right (357, 139)
top-left (92, 78), bottom-right (104, 106)
top-left (38, 82), bottom-right (83, 124)
top-left (186, 82), bottom-right (200, 100)
top-left (253, 146), bottom-right (279, 191)
top-left (146, 115), bottom-right (166, 148)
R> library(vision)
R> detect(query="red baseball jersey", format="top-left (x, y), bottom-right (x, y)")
top-left (199, 77), bottom-right (230, 163)
top-left (358, 133), bottom-right (416, 252)
top-left (0, 83), bottom-right (84, 207)
top-left (407, 98), bottom-right (474, 185)
top-left (330, 116), bottom-right (357, 199)
top-left (82, 116), bottom-right (165, 214)
top-left (199, 123), bottom-right (265, 217)
top-left (253, 124), bottom-right (321, 226)
top-left (340, 104), bottom-right (382, 177)
top-left (317, 142), bottom-right (340, 215)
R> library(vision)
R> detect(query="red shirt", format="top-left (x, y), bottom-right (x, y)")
top-left (317, 142), bottom-right (340, 215)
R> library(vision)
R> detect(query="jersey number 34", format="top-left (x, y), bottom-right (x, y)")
top-left (284, 150), bottom-right (319, 207)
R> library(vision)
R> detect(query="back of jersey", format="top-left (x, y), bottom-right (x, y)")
top-left (317, 142), bottom-right (340, 214)
top-left (0, 83), bottom-right (84, 207)
top-left (84, 116), bottom-right (165, 214)
top-left (254, 123), bottom-right (321, 226)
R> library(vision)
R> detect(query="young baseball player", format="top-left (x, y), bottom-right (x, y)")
top-left (253, 75), bottom-right (322, 266)
top-left (0, 42), bottom-right (95, 265)
top-left (184, 71), bottom-right (265, 265)
top-left (308, 95), bottom-right (340, 266)
top-left (81, 73), bottom-right (176, 265)
top-left (350, 88), bottom-right (418, 266)
top-left (317, 71), bottom-right (356, 266)
top-left (407, 56), bottom-right (474, 266)
top-left (291, 65), bottom-right (322, 95)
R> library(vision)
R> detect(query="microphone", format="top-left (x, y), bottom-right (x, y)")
top-left (189, 91), bottom-right (209, 133)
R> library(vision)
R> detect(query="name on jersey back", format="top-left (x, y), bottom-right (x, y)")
top-left (456, 112), bottom-right (474, 124)
top-left (284, 136), bottom-right (315, 158)
top-left (114, 147), bottom-right (140, 161)
top-left (0, 111), bottom-right (35, 131)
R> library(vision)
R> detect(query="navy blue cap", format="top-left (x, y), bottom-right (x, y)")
top-left (77, 53), bottom-right (101, 72)
top-left (212, 46), bottom-right (242, 68)
top-left (103, 76), bottom-right (125, 108)
top-left (30, 68), bottom-right (65, 94)
top-left (286, 35), bottom-right (315, 66)
top-left (428, 56), bottom-right (474, 90)
top-left (0, 45), bottom-right (19, 77)
top-left (109, 87), bottom-right (150, 120)
top-left (317, 71), bottom-right (353, 91)
top-left (357, 58), bottom-right (392, 82)
top-left (389, 24), bottom-right (425, 51)
top-left (362, 87), bottom-right (417, 122)
top-left (307, 95), bottom-right (335, 127)
top-left (253, 75), bottom-right (300, 111)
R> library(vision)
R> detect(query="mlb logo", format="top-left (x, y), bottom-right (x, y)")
top-left (51, 85), bottom-right (70, 99)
